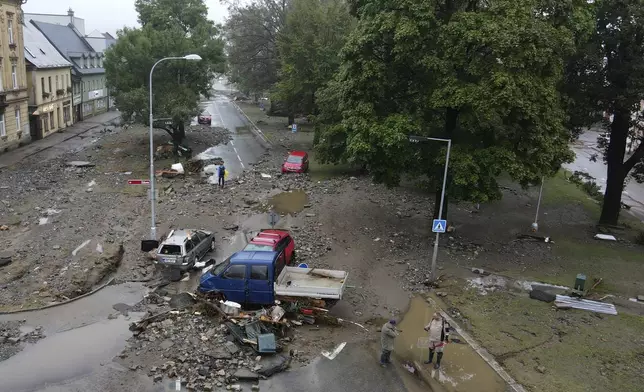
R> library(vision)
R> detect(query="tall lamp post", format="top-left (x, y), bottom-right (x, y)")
top-left (532, 177), bottom-right (545, 232)
top-left (409, 135), bottom-right (452, 283)
top-left (147, 54), bottom-right (202, 244)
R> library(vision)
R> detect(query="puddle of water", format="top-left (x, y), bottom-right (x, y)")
top-left (267, 190), bottom-right (308, 214)
top-left (395, 296), bottom-right (507, 392)
top-left (0, 314), bottom-right (143, 392)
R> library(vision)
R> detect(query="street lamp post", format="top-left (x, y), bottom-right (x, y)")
top-left (532, 177), bottom-right (545, 232)
top-left (409, 135), bottom-right (452, 283)
top-left (147, 54), bottom-right (202, 242)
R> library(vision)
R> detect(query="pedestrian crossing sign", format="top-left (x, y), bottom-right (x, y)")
top-left (432, 219), bottom-right (447, 233)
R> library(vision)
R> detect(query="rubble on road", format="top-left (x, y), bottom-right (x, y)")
top-left (0, 320), bottom-right (45, 361)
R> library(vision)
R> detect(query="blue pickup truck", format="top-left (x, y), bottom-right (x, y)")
top-left (198, 250), bottom-right (348, 306)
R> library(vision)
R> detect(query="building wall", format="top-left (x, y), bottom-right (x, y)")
top-left (27, 66), bottom-right (73, 139)
top-left (0, 1), bottom-right (31, 152)
top-left (85, 36), bottom-right (106, 52)
top-left (81, 73), bottom-right (108, 118)
top-left (24, 13), bottom-right (85, 35)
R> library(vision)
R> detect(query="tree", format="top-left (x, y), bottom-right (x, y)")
top-left (223, 0), bottom-right (289, 98)
top-left (566, 0), bottom-right (644, 225)
top-left (105, 0), bottom-right (225, 151)
top-left (315, 0), bottom-right (582, 221)
top-left (272, 0), bottom-right (355, 123)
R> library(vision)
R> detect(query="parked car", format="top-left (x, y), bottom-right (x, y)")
top-left (155, 229), bottom-right (215, 271)
top-left (281, 151), bottom-right (309, 173)
top-left (198, 112), bottom-right (212, 125)
top-left (243, 229), bottom-right (296, 265)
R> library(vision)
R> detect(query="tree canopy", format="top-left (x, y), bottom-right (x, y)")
top-left (314, 0), bottom-right (586, 219)
top-left (224, 0), bottom-right (289, 97)
top-left (105, 0), bottom-right (225, 144)
top-left (272, 0), bottom-right (355, 120)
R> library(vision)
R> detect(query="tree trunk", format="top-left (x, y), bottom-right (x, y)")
top-left (599, 108), bottom-right (630, 225)
top-left (288, 113), bottom-right (295, 126)
top-left (432, 107), bottom-right (458, 222)
top-left (433, 188), bottom-right (449, 221)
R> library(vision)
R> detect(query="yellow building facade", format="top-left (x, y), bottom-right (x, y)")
top-left (0, 0), bottom-right (29, 152)
top-left (23, 20), bottom-right (73, 139)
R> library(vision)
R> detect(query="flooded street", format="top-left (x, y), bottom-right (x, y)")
top-left (268, 190), bottom-right (309, 214)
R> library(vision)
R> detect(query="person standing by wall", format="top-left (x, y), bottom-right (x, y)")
top-left (380, 319), bottom-right (400, 367)
top-left (424, 312), bottom-right (450, 369)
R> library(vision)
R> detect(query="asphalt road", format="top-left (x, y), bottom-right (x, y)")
top-left (564, 131), bottom-right (644, 221)
top-left (193, 93), bottom-right (267, 182)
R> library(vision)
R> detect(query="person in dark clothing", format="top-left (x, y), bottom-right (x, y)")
top-left (218, 162), bottom-right (226, 188)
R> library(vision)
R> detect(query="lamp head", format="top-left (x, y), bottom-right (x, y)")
top-left (183, 54), bottom-right (202, 61)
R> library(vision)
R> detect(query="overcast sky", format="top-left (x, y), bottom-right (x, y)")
top-left (22, 0), bottom-right (229, 37)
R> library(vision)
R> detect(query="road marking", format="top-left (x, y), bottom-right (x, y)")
top-left (230, 141), bottom-right (234, 146)
top-left (212, 99), bottom-right (225, 127)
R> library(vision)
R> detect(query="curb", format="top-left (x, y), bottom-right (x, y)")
top-left (0, 277), bottom-right (115, 315)
top-left (428, 295), bottom-right (527, 392)
top-left (230, 100), bottom-right (272, 149)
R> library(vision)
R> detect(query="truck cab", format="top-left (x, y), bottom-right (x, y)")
top-left (198, 251), bottom-right (286, 305)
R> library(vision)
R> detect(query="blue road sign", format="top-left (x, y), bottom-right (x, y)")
top-left (291, 123), bottom-right (297, 133)
top-left (432, 219), bottom-right (447, 233)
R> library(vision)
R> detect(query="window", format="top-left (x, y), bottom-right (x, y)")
top-left (63, 106), bottom-right (70, 122)
top-left (41, 78), bottom-right (45, 94)
top-left (0, 114), bottom-right (5, 137)
top-left (243, 244), bottom-right (273, 252)
top-left (223, 265), bottom-right (246, 280)
top-left (212, 257), bottom-right (231, 276)
top-left (55, 75), bottom-right (59, 90)
top-left (42, 115), bottom-right (49, 132)
top-left (250, 265), bottom-right (269, 281)
top-left (14, 108), bottom-right (20, 132)
top-left (49, 112), bottom-right (55, 130)
top-left (48, 76), bottom-right (52, 92)
top-left (160, 245), bottom-right (181, 255)
top-left (185, 240), bottom-right (194, 253)
top-left (11, 65), bottom-right (17, 89)
top-left (8, 20), bottom-right (14, 45)
top-left (0, 67), bottom-right (3, 91)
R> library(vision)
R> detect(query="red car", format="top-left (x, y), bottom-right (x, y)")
top-left (243, 229), bottom-right (296, 265)
top-left (198, 112), bottom-right (212, 125)
top-left (281, 151), bottom-right (309, 173)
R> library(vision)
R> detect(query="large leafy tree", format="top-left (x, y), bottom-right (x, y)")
top-left (105, 0), bottom-right (225, 148)
top-left (223, 0), bottom-right (289, 98)
top-left (567, 0), bottom-right (644, 225)
top-left (315, 0), bottom-right (584, 220)
top-left (272, 0), bottom-right (355, 123)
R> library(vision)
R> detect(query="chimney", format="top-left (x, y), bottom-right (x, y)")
top-left (68, 8), bottom-right (74, 26)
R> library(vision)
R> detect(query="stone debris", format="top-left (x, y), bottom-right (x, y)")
top-left (0, 321), bottom-right (45, 361)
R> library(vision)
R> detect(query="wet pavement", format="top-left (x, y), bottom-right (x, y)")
top-left (260, 342), bottom-right (429, 392)
top-left (395, 297), bottom-right (508, 392)
top-left (268, 190), bottom-right (309, 214)
top-left (565, 131), bottom-right (644, 221)
top-left (194, 93), bottom-right (267, 183)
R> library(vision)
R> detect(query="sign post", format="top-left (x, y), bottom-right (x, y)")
top-left (409, 135), bottom-right (452, 284)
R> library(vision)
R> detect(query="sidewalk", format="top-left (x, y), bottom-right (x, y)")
top-left (0, 111), bottom-right (121, 170)
top-left (395, 296), bottom-right (522, 392)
